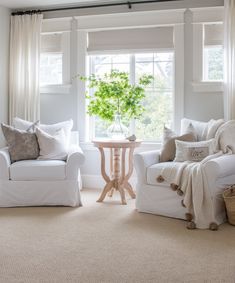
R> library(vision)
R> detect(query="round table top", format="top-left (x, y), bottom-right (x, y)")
top-left (92, 139), bottom-right (142, 148)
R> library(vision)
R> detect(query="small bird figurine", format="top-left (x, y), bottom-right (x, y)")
top-left (126, 134), bottom-right (136, 142)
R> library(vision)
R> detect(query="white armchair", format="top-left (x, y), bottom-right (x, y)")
top-left (134, 119), bottom-right (235, 226)
top-left (0, 141), bottom-right (85, 207)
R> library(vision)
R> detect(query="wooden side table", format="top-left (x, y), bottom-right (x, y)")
top-left (93, 140), bottom-right (141, 205)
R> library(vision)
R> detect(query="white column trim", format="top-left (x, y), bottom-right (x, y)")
top-left (193, 23), bottom-right (203, 83)
top-left (173, 24), bottom-right (184, 134)
top-left (76, 27), bottom-right (88, 142)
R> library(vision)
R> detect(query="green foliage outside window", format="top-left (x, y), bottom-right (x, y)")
top-left (80, 70), bottom-right (153, 122)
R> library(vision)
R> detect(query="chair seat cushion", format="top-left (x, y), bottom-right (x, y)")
top-left (147, 162), bottom-right (182, 186)
top-left (10, 160), bottom-right (66, 181)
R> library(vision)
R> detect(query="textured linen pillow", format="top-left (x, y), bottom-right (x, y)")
top-left (160, 132), bottom-right (196, 162)
top-left (13, 117), bottom-right (40, 133)
top-left (174, 139), bottom-right (216, 162)
top-left (1, 123), bottom-right (39, 162)
top-left (36, 127), bottom-right (68, 160)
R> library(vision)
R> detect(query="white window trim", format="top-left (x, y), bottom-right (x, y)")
top-left (43, 10), bottom-right (185, 143)
top-left (75, 11), bottom-right (185, 143)
top-left (75, 9), bottom-right (185, 31)
top-left (40, 84), bottom-right (72, 94)
top-left (191, 7), bottom-right (224, 93)
top-left (87, 50), bottom-right (175, 141)
top-left (192, 81), bottom-right (223, 93)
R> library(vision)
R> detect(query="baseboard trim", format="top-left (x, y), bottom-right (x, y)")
top-left (82, 174), bottom-right (105, 189)
top-left (81, 174), bottom-right (137, 189)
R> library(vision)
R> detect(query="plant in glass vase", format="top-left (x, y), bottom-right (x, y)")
top-left (80, 70), bottom-right (153, 140)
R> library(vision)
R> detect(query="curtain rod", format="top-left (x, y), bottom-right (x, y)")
top-left (12, 0), bottom-right (178, 16)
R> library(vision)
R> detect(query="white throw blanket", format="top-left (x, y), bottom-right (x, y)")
top-left (157, 120), bottom-right (235, 229)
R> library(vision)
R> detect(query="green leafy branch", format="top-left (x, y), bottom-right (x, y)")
top-left (79, 70), bottom-right (153, 122)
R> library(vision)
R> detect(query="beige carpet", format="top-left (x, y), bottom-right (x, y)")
top-left (0, 188), bottom-right (235, 283)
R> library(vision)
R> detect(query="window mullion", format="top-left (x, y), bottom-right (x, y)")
top-left (89, 57), bottom-right (96, 140)
top-left (129, 54), bottom-right (135, 135)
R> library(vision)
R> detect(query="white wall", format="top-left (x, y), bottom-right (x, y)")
top-left (40, 0), bottom-right (224, 187)
top-left (0, 6), bottom-right (10, 147)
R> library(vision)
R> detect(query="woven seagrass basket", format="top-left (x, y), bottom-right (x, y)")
top-left (223, 186), bottom-right (235, 225)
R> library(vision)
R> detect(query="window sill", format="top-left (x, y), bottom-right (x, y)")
top-left (192, 81), bottom-right (223, 93)
top-left (80, 141), bottom-right (162, 151)
top-left (40, 84), bottom-right (72, 94)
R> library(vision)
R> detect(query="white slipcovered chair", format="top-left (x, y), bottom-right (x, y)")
top-left (0, 132), bottom-right (85, 207)
top-left (134, 119), bottom-right (235, 227)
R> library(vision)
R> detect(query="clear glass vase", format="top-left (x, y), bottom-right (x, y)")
top-left (107, 114), bottom-right (129, 140)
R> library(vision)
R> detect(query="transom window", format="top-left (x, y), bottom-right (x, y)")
top-left (88, 51), bottom-right (174, 142)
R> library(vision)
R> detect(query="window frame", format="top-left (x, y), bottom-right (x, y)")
top-left (87, 51), bottom-right (175, 142)
top-left (191, 7), bottom-right (224, 93)
top-left (74, 11), bottom-right (185, 145)
top-left (40, 32), bottom-right (72, 94)
top-left (203, 45), bottom-right (223, 82)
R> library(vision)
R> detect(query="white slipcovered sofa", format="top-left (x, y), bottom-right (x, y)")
top-left (0, 132), bottom-right (85, 207)
top-left (134, 118), bottom-right (235, 227)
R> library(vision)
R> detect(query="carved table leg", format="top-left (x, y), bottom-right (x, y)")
top-left (97, 181), bottom-right (114, 202)
top-left (123, 147), bottom-right (136, 199)
top-left (96, 143), bottom-right (138, 204)
top-left (113, 148), bottom-right (127, 205)
top-left (125, 182), bottom-right (136, 199)
top-left (97, 147), bottom-right (113, 203)
top-left (108, 148), bottom-right (115, 197)
top-left (119, 185), bottom-right (127, 205)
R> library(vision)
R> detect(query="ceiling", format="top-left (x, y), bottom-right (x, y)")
top-left (0, 0), bottom-right (136, 9)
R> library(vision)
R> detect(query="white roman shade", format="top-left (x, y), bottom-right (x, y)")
top-left (41, 33), bottom-right (62, 52)
top-left (87, 26), bottom-right (174, 53)
top-left (204, 23), bottom-right (223, 46)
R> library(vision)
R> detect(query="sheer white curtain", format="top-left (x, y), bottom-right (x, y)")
top-left (224, 0), bottom-right (235, 120)
top-left (9, 13), bottom-right (43, 124)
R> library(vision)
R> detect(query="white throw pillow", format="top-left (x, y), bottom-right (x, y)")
top-left (206, 119), bottom-right (224, 140)
top-left (163, 123), bottom-right (197, 143)
top-left (36, 127), bottom-right (68, 160)
top-left (13, 118), bottom-right (73, 146)
top-left (174, 139), bottom-right (216, 162)
top-left (40, 119), bottom-right (73, 146)
top-left (181, 118), bottom-right (208, 141)
top-left (13, 117), bottom-right (40, 132)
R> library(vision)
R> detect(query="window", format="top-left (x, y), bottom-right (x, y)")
top-left (40, 53), bottom-right (63, 86)
top-left (203, 23), bottom-right (223, 82)
top-left (203, 46), bottom-right (223, 81)
top-left (89, 52), bottom-right (174, 141)
top-left (40, 32), bottom-right (70, 91)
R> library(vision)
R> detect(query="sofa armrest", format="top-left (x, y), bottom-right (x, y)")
top-left (0, 147), bottom-right (11, 180)
top-left (66, 145), bottom-right (85, 180)
top-left (203, 154), bottom-right (235, 181)
top-left (134, 150), bottom-right (160, 184)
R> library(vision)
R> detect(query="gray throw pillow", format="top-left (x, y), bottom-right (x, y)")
top-left (1, 123), bottom-right (39, 163)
